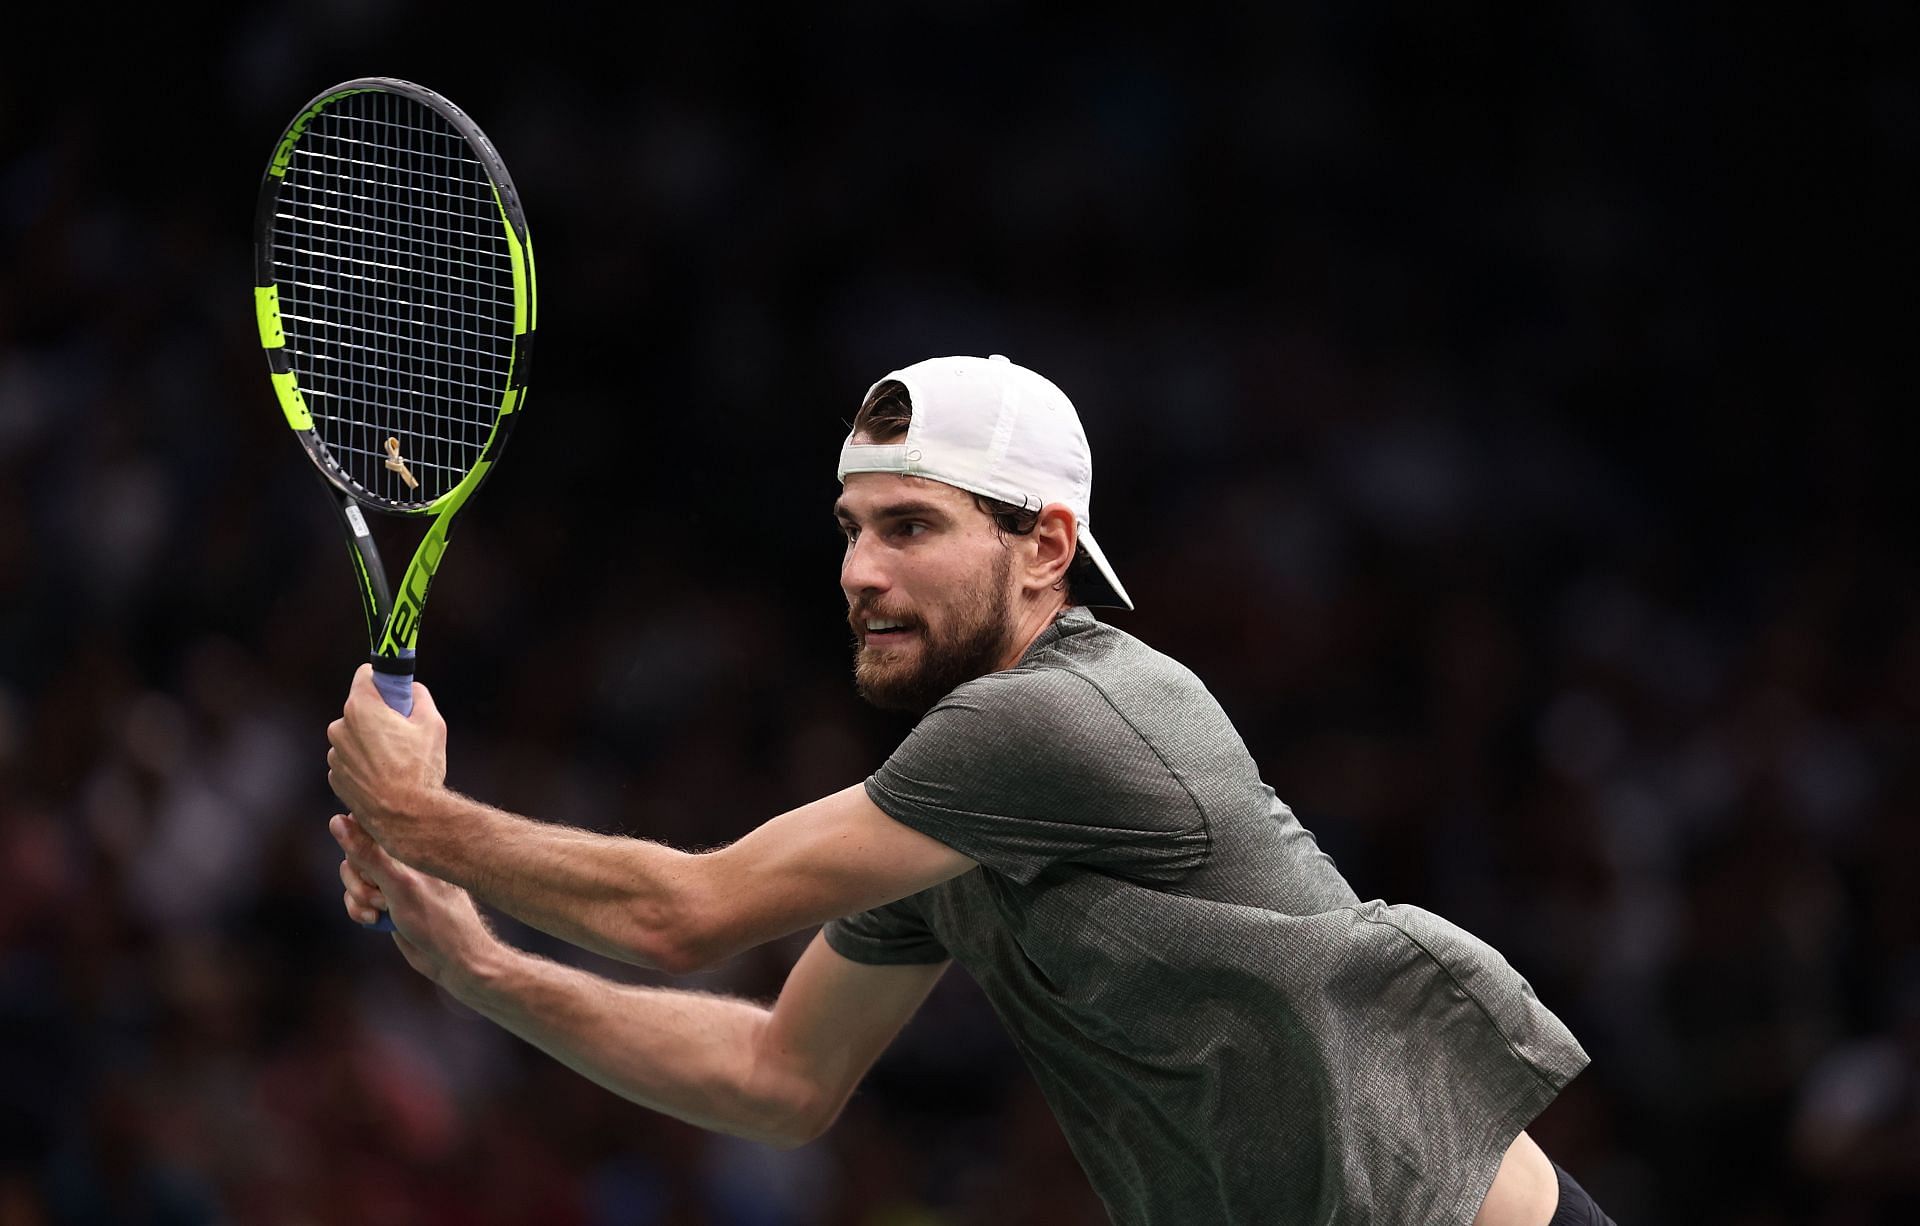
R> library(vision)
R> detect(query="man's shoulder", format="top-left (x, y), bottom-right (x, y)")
top-left (936, 617), bottom-right (1207, 733)
top-left (1036, 615), bottom-right (1210, 703)
top-left (931, 657), bottom-right (1101, 732)
top-left (875, 614), bottom-right (1218, 881)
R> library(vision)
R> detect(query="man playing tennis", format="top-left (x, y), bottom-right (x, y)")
top-left (326, 355), bottom-right (1614, 1224)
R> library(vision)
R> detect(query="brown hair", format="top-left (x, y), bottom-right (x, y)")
top-left (852, 380), bottom-right (1094, 600)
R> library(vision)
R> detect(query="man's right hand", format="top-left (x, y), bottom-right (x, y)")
top-left (332, 812), bottom-right (505, 993)
top-left (326, 665), bottom-right (451, 869)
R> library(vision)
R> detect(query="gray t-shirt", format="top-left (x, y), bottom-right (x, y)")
top-left (825, 607), bottom-right (1589, 1225)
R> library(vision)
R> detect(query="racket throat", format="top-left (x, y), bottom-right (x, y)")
top-left (374, 508), bottom-right (457, 660)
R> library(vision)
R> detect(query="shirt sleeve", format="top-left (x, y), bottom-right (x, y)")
top-left (863, 666), bottom-right (1210, 886)
top-left (823, 897), bottom-right (950, 965)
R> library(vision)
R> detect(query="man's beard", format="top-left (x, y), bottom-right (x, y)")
top-left (852, 553), bottom-right (1015, 715)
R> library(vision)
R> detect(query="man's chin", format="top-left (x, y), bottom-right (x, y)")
top-left (850, 601), bottom-right (1014, 715)
top-left (853, 658), bottom-right (929, 713)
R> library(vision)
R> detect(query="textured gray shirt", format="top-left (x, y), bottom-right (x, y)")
top-left (825, 607), bottom-right (1589, 1225)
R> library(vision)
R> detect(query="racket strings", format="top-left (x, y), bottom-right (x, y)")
top-left (275, 340), bottom-right (511, 391)
top-left (271, 88), bottom-right (516, 508)
top-left (266, 235), bottom-right (518, 285)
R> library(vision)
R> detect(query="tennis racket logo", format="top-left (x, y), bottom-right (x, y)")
top-left (378, 537), bottom-right (447, 659)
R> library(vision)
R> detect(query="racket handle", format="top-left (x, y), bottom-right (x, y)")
top-left (371, 657), bottom-right (416, 717)
top-left (363, 651), bottom-right (415, 934)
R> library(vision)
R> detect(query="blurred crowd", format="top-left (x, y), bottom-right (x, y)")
top-left (2, 3), bottom-right (1914, 1224)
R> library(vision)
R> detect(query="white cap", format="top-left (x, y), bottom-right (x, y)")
top-left (838, 354), bottom-right (1133, 609)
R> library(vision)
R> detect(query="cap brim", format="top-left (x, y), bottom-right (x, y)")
top-left (1075, 528), bottom-right (1133, 610)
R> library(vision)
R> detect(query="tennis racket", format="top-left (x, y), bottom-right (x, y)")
top-left (253, 78), bottom-right (535, 930)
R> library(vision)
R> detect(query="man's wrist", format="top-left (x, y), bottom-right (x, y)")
top-left (390, 784), bottom-right (477, 878)
top-left (444, 933), bottom-right (525, 1012)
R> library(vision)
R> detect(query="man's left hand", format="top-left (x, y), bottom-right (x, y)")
top-left (332, 812), bottom-right (504, 994)
top-left (327, 663), bottom-right (449, 864)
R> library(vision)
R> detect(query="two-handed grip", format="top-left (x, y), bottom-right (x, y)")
top-left (360, 651), bottom-right (416, 933)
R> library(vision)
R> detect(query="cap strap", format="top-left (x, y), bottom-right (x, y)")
top-left (837, 442), bottom-right (914, 480)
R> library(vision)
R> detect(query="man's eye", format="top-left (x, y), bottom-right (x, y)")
top-left (895, 522), bottom-right (927, 538)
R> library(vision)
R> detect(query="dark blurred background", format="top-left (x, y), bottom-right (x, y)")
top-left (2, 2), bottom-right (1915, 1223)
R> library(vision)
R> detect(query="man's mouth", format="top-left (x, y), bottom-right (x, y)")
top-left (859, 615), bottom-right (918, 646)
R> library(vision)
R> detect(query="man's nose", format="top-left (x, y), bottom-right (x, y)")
top-left (840, 533), bottom-right (890, 598)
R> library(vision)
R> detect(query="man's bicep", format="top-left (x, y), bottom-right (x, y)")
top-left (702, 783), bottom-right (974, 955)
top-left (758, 931), bottom-right (948, 1136)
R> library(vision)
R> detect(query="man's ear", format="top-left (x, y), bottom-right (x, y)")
top-left (1026, 503), bottom-right (1078, 593)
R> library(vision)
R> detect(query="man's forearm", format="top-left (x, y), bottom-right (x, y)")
top-left (402, 789), bottom-right (706, 970)
top-left (452, 945), bottom-right (824, 1147)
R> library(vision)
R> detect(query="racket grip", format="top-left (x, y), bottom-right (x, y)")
top-left (363, 652), bottom-right (414, 934)
top-left (370, 652), bottom-right (416, 717)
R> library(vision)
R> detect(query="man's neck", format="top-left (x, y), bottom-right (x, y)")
top-left (996, 595), bottom-right (1073, 672)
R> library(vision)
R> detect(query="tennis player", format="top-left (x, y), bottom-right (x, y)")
top-left (326, 355), bottom-right (1615, 1224)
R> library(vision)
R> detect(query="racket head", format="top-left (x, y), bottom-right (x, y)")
top-left (254, 77), bottom-right (535, 517)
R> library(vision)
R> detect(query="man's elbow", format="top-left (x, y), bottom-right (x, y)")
top-left (642, 928), bottom-right (724, 977)
top-left (622, 873), bottom-right (733, 975)
top-left (754, 1088), bottom-right (842, 1151)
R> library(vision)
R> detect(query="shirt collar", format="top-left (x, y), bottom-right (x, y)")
top-left (1017, 605), bottom-right (1096, 667)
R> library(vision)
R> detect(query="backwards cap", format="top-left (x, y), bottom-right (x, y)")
top-left (837, 355), bottom-right (1132, 609)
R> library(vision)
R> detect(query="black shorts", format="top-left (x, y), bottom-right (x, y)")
top-left (1547, 1161), bottom-right (1617, 1226)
